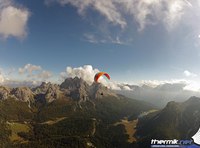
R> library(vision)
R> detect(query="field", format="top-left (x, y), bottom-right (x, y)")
top-left (8, 122), bottom-right (31, 143)
top-left (114, 118), bottom-right (138, 143)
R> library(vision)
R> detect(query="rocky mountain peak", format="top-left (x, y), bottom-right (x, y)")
top-left (33, 82), bottom-right (63, 103)
top-left (155, 83), bottom-right (185, 92)
top-left (90, 82), bottom-right (117, 99)
top-left (45, 84), bottom-right (62, 102)
top-left (60, 77), bottom-right (88, 90)
top-left (183, 96), bottom-right (200, 105)
top-left (60, 77), bottom-right (90, 101)
top-left (11, 87), bottom-right (34, 102)
top-left (163, 101), bottom-right (181, 113)
top-left (34, 82), bottom-right (58, 94)
top-left (60, 77), bottom-right (117, 100)
top-left (0, 86), bottom-right (11, 100)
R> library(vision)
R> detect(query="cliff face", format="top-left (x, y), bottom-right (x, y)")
top-left (0, 86), bottom-right (11, 100)
top-left (11, 87), bottom-right (34, 102)
top-left (89, 83), bottom-right (117, 99)
top-left (0, 86), bottom-right (34, 102)
top-left (60, 77), bottom-right (117, 101)
top-left (33, 82), bottom-right (63, 103)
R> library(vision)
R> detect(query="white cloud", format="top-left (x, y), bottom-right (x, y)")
top-left (7, 67), bottom-right (15, 75)
top-left (3, 80), bottom-right (41, 87)
top-left (61, 65), bottom-right (123, 90)
top-left (19, 64), bottom-right (42, 75)
top-left (19, 64), bottom-right (52, 81)
top-left (46, 0), bottom-right (190, 31)
top-left (121, 85), bottom-right (131, 91)
top-left (183, 70), bottom-right (197, 77)
top-left (37, 70), bottom-right (52, 80)
top-left (0, 65), bottom-right (48, 87)
top-left (0, 0), bottom-right (30, 39)
top-left (61, 65), bottom-right (99, 85)
top-left (83, 33), bottom-right (98, 43)
top-left (0, 74), bottom-right (4, 83)
top-left (83, 33), bottom-right (129, 45)
top-left (164, 1), bottom-right (187, 30)
top-left (0, 68), bottom-right (10, 84)
top-left (141, 79), bottom-right (189, 88)
top-left (140, 78), bottom-right (200, 92)
top-left (46, 0), bottom-right (126, 28)
top-left (121, 0), bottom-right (189, 31)
top-left (183, 81), bottom-right (200, 92)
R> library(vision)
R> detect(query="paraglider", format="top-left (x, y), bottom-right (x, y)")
top-left (94, 72), bottom-right (110, 83)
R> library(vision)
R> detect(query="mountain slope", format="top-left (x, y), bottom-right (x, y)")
top-left (136, 96), bottom-right (200, 147)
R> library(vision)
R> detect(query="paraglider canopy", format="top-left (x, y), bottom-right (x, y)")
top-left (94, 72), bottom-right (110, 83)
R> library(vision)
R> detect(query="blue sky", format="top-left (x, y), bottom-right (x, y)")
top-left (1, 0), bottom-right (200, 90)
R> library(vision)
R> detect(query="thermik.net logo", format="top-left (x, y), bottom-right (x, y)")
top-left (150, 128), bottom-right (200, 148)
top-left (151, 139), bottom-right (193, 147)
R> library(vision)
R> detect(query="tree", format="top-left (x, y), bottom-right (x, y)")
top-left (0, 111), bottom-right (11, 147)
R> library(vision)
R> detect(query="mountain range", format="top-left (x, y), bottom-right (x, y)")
top-left (0, 77), bottom-right (154, 148)
top-left (0, 77), bottom-right (200, 148)
top-left (116, 83), bottom-right (200, 108)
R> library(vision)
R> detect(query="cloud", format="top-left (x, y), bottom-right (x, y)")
top-left (61, 65), bottom-right (160, 91)
top-left (140, 79), bottom-right (200, 92)
top-left (37, 70), bottom-right (52, 80)
top-left (61, 65), bottom-right (99, 85)
top-left (46, 0), bottom-right (126, 29)
top-left (2, 80), bottom-right (41, 88)
top-left (83, 33), bottom-right (99, 44)
top-left (121, 0), bottom-right (189, 30)
top-left (19, 64), bottom-right (52, 81)
top-left (0, 0), bottom-right (30, 39)
top-left (120, 85), bottom-right (132, 91)
top-left (61, 65), bottom-right (124, 90)
top-left (141, 79), bottom-right (189, 88)
top-left (0, 73), bottom-right (4, 83)
top-left (19, 64), bottom-right (42, 75)
top-left (7, 67), bottom-right (15, 75)
top-left (46, 0), bottom-right (190, 31)
top-left (0, 64), bottom-right (52, 87)
top-left (0, 68), bottom-right (10, 84)
top-left (183, 81), bottom-right (200, 92)
top-left (83, 33), bottom-right (129, 45)
top-left (183, 70), bottom-right (197, 77)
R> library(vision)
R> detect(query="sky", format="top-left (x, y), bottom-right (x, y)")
top-left (1, 0), bottom-right (200, 90)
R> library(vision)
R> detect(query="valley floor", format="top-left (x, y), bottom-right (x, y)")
top-left (114, 117), bottom-right (138, 143)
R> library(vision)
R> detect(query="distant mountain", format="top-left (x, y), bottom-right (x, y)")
top-left (116, 83), bottom-right (200, 108)
top-left (0, 86), bottom-right (34, 103)
top-left (136, 96), bottom-right (200, 147)
top-left (154, 83), bottom-right (186, 92)
top-left (33, 82), bottom-right (63, 103)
